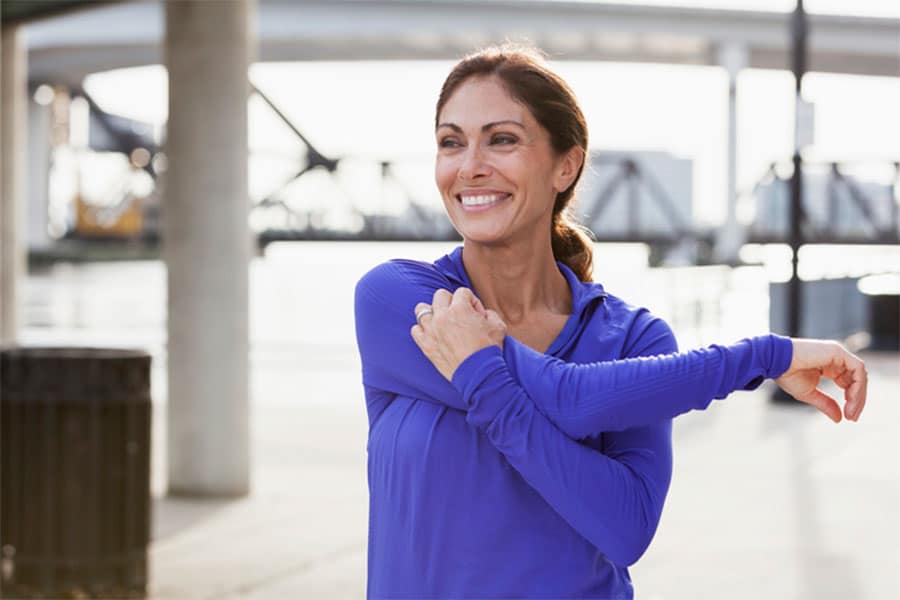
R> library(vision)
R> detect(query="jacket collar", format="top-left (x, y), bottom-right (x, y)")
top-left (433, 246), bottom-right (606, 355)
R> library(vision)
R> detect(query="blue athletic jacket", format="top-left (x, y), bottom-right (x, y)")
top-left (354, 246), bottom-right (792, 599)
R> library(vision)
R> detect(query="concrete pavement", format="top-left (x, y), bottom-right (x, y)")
top-left (148, 349), bottom-right (900, 599)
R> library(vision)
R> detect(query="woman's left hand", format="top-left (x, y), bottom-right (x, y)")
top-left (411, 287), bottom-right (507, 381)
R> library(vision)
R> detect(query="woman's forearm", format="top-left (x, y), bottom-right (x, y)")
top-left (452, 347), bottom-right (671, 567)
top-left (498, 334), bottom-right (792, 438)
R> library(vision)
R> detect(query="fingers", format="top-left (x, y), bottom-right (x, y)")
top-left (802, 388), bottom-right (843, 424)
top-left (432, 289), bottom-right (452, 310)
top-left (845, 378), bottom-right (866, 422)
top-left (472, 296), bottom-right (487, 316)
top-left (823, 346), bottom-right (867, 422)
top-left (410, 322), bottom-right (439, 356)
top-left (414, 302), bottom-right (434, 326)
top-left (484, 309), bottom-right (508, 349)
top-left (833, 369), bottom-right (855, 390)
top-left (451, 287), bottom-right (482, 313)
top-left (410, 323), bottom-right (425, 349)
top-left (418, 287), bottom-right (490, 332)
top-left (842, 352), bottom-right (867, 422)
top-left (485, 309), bottom-right (505, 327)
top-left (417, 288), bottom-right (454, 328)
top-left (423, 287), bottom-right (485, 320)
top-left (792, 339), bottom-right (869, 423)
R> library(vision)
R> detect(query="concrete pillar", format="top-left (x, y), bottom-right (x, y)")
top-left (714, 42), bottom-right (748, 265)
top-left (1, 25), bottom-right (28, 345)
top-left (164, 0), bottom-right (255, 496)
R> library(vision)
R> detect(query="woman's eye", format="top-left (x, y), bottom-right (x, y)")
top-left (491, 134), bottom-right (517, 145)
top-left (438, 138), bottom-right (462, 148)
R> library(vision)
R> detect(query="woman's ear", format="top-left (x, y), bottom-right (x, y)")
top-left (553, 147), bottom-right (585, 193)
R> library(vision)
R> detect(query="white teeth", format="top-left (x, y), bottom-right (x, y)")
top-left (460, 194), bottom-right (505, 206)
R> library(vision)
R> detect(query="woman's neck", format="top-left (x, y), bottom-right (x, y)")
top-left (460, 239), bottom-right (572, 325)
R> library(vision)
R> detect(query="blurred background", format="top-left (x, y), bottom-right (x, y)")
top-left (0, 0), bottom-right (898, 598)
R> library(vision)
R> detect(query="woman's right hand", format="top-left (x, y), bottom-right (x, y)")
top-left (774, 339), bottom-right (868, 423)
top-left (411, 288), bottom-right (508, 381)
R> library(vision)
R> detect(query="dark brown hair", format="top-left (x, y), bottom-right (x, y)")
top-left (435, 44), bottom-right (595, 282)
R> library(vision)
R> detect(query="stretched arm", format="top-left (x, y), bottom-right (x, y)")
top-left (412, 287), bottom-right (868, 435)
top-left (357, 261), bottom-right (868, 435)
top-left (502, 332), bottom-right (790, 437)
top-left (355, 258), bottom-right (768, 427)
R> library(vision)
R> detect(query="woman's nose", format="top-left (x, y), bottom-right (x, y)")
top-left (458, 146), bottom-right (491, 181)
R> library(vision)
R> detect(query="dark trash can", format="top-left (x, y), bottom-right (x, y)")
top-left (867, 293), bottom-right (899, 351)
top-left (1, 347), bottom-right (152, 599)
top-left (858, 274), bottom-right (900, 352)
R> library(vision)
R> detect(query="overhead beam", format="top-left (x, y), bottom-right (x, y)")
top-left (25, 0), bottom-right (900, 85)
top-left (0, 0), bottom-right (119, 26)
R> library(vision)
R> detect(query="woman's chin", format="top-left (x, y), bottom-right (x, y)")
top-left (457, 228), bottom-right (512, 246)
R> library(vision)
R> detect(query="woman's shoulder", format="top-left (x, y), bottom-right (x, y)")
top-left (355, 257), bottom-right (456, 301)
top-left (590, 289), bottom-right (678, 357)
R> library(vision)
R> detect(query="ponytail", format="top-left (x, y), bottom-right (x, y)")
top-left (551, 207), bottom-right (594, 282)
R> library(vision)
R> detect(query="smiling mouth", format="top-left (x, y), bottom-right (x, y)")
top-left (456, 192), bottom-right (511, 210)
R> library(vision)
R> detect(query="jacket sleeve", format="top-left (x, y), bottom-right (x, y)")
top-left (590, 315), bottom-right (677, 566)
top-left (355, 260), bottom-right (793, 432)
top-left (354, 260), bottom-right (467, 411)
top-left (499, 329), bottom-right (793, 438)
top-left (449, 316), bottom-right (678, 566)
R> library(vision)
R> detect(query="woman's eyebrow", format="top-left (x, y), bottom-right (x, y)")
top-left (483, 120), bottom-right (526, 131)
top-left (436, 120), bottom-right (526, 133)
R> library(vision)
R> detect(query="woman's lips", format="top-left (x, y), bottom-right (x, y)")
top-left (457, 192), bottom-right (511, 212)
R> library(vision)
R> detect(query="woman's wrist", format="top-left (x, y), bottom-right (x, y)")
top-left (451, 345), bottom-right (504, 396)
top-left (767, 334), bottom-right (794, 379)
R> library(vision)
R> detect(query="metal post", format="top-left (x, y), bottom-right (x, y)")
top-left (714, 42), bottom-right (748, 265)
top-left (774, 0), bottom-right (807, 403)
top-left (892, 162), bottom-right (899, 238)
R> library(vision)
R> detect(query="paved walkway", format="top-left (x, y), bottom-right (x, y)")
top-left (148, 349), bottom-right (900, 599)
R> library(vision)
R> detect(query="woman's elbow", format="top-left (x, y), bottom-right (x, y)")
top-left (597, 500), bottom-right (664, 568)
top-left (604, 530), bottom-right (654, 568)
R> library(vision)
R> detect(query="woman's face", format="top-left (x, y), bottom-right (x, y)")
top-left (435, 75), bottom-right (575, 247)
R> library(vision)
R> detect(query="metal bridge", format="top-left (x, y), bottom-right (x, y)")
top-left (239, 84), bottom-right (900, 259)
top-left (70, 69), bottom-right (899, 263)
top-left (23, 0), bottom-right (900, 262)
top-left (253, 151), bottom-right (900, 261)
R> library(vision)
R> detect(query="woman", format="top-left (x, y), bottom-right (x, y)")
top-left (354, 45), bottom-right (867, 599)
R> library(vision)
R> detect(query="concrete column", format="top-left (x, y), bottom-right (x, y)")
top-left (714, 42), bottom-right (748, 265)
top-left (1, 25), bottom-right (28, 345)
top-left (164, 0), bottom-right (255, 496)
